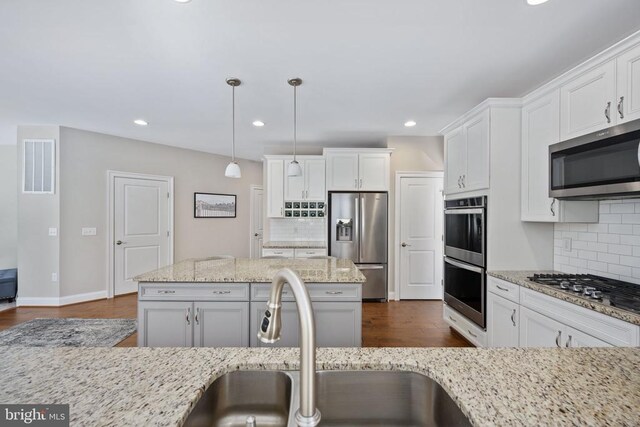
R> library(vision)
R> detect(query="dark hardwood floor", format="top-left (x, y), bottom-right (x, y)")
top-left (0, 295), bottom-right (471, 348)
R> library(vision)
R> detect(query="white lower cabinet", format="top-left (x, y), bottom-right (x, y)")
top-left (138, 301), bottom-right (194, 347)
top-left (487, 292), bottom-right (519, 347)
top-left (519, 306), bottom-right (566, 348)
top-left (194, 301), bottom-right (249, 347)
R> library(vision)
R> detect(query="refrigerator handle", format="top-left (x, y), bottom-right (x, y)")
top-left (359, 196), bottom-right (365, 262)
top-left (354, 195), bottom-right (360, 261)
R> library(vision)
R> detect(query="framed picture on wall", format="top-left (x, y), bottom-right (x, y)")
top-left (194, 193), bottom-right (237, 218)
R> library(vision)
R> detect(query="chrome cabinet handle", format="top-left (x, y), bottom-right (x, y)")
top-left (449, 315), bottom-right (457, 323)
top-left (186, 308), bottom-right (191, 325)
top-left (618, 96), bottom-right (624, 119)
top-left (467, 330), bottom-right (477, 338)
top-left (511, 309), bottom-right (516, 327)
top-left (359, 178), bottom-right (363, 188)
top-left (157, 290), bottom-right (176, 294)
top-left (280, 207), bottom-right (283, 216)
top-left (457, 176), bottom-right (462, 188)
top-left (605, 101), bottom-right (611, 123)
top-left (496, 285), bottom-right (509, 292)
top-left (462, 174), bottom-right (466, 188)
top-left (302, 190), bottom-right (305, 199)
top-left (555, 330), bottom-right (562, 348)
top-left (306, 190), bottom-right (308, 198)
top-left (325, 291), bottom-right (343, 295)
top-left (565, 335), bottom-right (572, 348)
top-left (550, 199), bottom-right (556, 217)
top-left (212, 290), bottom-right (232, 295)
top-left (354, 178), bottom-right (358, 189)
top-left (195, 308), bottom-right (199, 325)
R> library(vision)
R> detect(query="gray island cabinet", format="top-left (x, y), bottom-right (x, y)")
top-left (135, 258), bottom-right (365, 348)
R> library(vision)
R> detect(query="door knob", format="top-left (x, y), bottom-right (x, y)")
top-left (254, 233), bottom-right (259, 237)
top-left (401, 242), bottom-right (411, 247)
top-left (116, 240), bottom-right (124, 245)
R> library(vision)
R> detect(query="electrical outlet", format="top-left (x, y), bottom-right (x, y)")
top-left (48, 227), bottom-right (58, 236)
top-left (51, 273), bottom-right (58, 282)
top-left (563, 237), bottom-right (572, 252)
top-left (82, 227), bottom-right (97, 236)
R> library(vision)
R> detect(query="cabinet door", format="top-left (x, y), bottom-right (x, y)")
top-left (326, 153), bottom-right (359, 191)
top-left (194, 302), bottom-right (249, 347)
top-left (250, 302), bottom-right (299, 347)
top-left (358, 153), bottom-right (389, 191)
top-left (266, 159), bottom-right (284, 217)
top-left (285, 168), bottom-right (305, 202)
top-left (521, 91), bottom-right (560, 222)
top-left (444, 127), bottom-right (466, 195)
top-left (487, 292), bottom-right (519, 347)
top-left (617, 43), bottom-right (640, 124)
top-left (314, 302), bottom-right (361, 347)
top-left (463, 109), bottom-right (490, 192)
top-left (304, 158), bottom-right (326, 201)
top-left (519, 306), bottom-right (565, 348)
top-left (566, 327), bottom-right (612, 348)
top-left (138, 301), bottom-right (193, 347)
top-left (560, 60), bottom-right (616, 140)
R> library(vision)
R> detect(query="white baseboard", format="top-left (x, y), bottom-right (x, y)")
top-left (388, 291), bottom-right (397, 301)
top-left (17, 290), bottom-right (107, 307)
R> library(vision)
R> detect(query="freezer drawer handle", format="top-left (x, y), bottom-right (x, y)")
top-left (357, 265), bottom-right (384, 270)
top-left (212, 290), bottom-right (232, 295)
top-left (325, 291), bottom-right (343, 295)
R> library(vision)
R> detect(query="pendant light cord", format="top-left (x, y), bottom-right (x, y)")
top-left (293, 84), bottom-right (297, 161)
top-left (232, 85), bottom-right (236, 162)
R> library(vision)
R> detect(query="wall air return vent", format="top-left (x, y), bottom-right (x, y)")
top-left (22, 139), bottom-right (55, 194)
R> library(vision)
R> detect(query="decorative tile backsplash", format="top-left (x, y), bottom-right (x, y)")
top-left (554, 199), bottom-right (640, 284)
top-left (269, 218), bottom-right (326, 242)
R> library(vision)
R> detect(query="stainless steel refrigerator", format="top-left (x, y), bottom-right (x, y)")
top-left (329, 192), bottom-right (388, 301)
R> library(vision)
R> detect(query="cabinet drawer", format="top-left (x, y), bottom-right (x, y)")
top-left (294, 248), bottom-right (327, 258)
top-left (444, 304), bottom-right (486, 347)
top-left (251, 283), bottom-right (361, 302)
top-left (262, 248), bottom-right (295, 258)
top-left (251, 283), bottom-right (296, 301)
top-left (139, 283), bottom-right (250, 301)
top-left (520, 287), bottom-right (639, 347)
top-left (487, 276), bottom-right (520, 303)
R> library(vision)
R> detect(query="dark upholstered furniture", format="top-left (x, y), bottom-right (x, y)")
top-left (0, 268), bottom-right (17, 303)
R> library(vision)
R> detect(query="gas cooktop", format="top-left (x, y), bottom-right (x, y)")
top-left (527, 273), bottom-right (640, 315)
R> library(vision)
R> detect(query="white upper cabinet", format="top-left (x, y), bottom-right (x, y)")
top-left (617, 43), bottom-right (640, 124)
top-left (325, 150), bottom-right (391, 192)
top-left (284, 157), bottom-right (326, 201)
top-left (266, 158), bottom-right (284, 218)
top-left (521, 90), bottom-right (599, 223)
top-left (560, 60), bottom-right (617, 141)
top-left (443, 109), bottom-right (489, 195)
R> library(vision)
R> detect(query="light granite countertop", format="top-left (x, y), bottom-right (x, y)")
top-left (488, 271), bottom-right (640, 326)
top-left (0, 347), bottom-right (638, 426)
top-left (135, 257), bottom-right (365, 283)
top-left (263, 241), bottom-right (327, 249)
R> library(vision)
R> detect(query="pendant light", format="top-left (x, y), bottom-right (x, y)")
top-left (287, 78), bottom-right (303, 177)
top-left (224, 78), bottom-right (242, 178)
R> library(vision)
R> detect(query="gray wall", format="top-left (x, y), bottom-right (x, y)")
top-left (58, 127), bottom-right (262, 297)
top-left (0, 145), bottom-right (18, 270)
top-left (386, 136), bottom-right (445, 297)
top-left (17, 126), bottom-right (61, 300)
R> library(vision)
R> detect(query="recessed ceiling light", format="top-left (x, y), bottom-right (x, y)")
top-left (174, 0), bottom-right (192, 3)
top-left (133, 119), bottom-right (148, 126)
top-left (404, 120), bottom-right (417, 127)
top-left (252, 120), bottom-right (265, 127)
top-left (527, 0), bottom-right (549, 5)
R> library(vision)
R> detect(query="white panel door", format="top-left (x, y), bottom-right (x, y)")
top-left (194, 302), bottom-right (249, 347)
top-left (304, 158), bottom-right (326, 201)
top-left (326, 153), bottom-right (359, 191)
top-left (399, 176), bottom-right (443, 300)
top-left (487, 292), bottom-right (519, 347)
top-left (358, 153), bottom-right (389, 191)
top-left (114, 177), bottom-right (170, 295)
top-left (463, 109), bottom-right (490, 192)
top-left (617, 43), bottom-right (640, 124)
top-left (519, 306), bottom-right (565, 348)
top-left (521, 90), bottom-right (560, 222)
top-left (444, 127), bottom-right (466, 195)
top-left (560, 60), bottom-right (616, 140)
top-left (266, 159), bottom-right (284, 218)
top-left (250, 187), bottom-right (263, 259)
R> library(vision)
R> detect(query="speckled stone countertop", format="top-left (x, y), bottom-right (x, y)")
top-left (263, 241), bottom-right (327, 249)
top-left (135, 257), bottom-right (365, 283)
top-left (0, 347), bottom-right (638, 426)
top-left (488, 271), bottom-right (640, 326)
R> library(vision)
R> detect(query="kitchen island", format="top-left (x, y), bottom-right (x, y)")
top-left (135, 257), bottom-right (365, 348)
top-left (0, 346), bottom-right (637, 426)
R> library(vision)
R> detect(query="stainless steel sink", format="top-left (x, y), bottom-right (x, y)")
top-left (183, 370), bottom-right (470, 427)
top-left (316, 371), bottom-right (471, 427)
top-left (183, 371), bottom-right (292, 427)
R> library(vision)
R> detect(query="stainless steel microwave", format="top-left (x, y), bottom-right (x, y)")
top-left (549, 118), bottom-right (640, 200)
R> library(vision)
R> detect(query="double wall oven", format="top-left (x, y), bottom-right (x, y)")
top-left (444, 196), bottom-right (487, 328)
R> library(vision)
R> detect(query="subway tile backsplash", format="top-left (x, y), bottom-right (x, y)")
top-left (269, 218), bottom-right (326, 242)
top-left (554, 199), bottom-right (640, 284)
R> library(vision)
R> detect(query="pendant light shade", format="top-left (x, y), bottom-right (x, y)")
top-left (287, 78), bottom-right (303, 177)
top-left (225, 78), bottom-right (242, 179)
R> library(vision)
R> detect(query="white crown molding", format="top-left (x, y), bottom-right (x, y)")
top-left (439, 98), bottom-right (522, 135)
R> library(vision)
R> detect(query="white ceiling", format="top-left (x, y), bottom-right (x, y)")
top-left (1, 0), bottom-right (640, 160)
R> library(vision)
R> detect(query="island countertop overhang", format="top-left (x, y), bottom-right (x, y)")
top-left (134, 257), bottom-right (366, 284)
